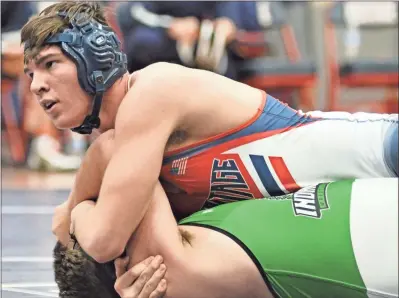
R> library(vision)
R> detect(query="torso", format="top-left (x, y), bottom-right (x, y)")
top-left (180, 178), bottom-right (399, 298)
top-left (160, 88), bottom-right (397, 217)
top-left (125, 182), bottom-right (271, 298)
top-left (164, 224), bottom-right (272, 298)
top-left (128, 66), bottom-right (397, 220)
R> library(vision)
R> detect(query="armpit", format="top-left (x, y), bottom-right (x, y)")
top-left (178, 227), bottom-right (194, 246)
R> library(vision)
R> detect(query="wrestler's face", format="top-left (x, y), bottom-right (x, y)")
top-left (24, 46), bottom-right (91, 129)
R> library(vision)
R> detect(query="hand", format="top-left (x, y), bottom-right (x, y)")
top-left (168, 16), bottom-right (199, 44)
top-left (114, 255), bottom-right (167, 298)
top-left (52, 201), bottom-right (72, 246)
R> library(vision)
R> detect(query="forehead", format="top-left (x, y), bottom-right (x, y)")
top-left (24, 46), bottom-right (64, 68)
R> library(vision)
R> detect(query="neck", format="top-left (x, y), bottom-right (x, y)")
top-left (97, 72), bottom-right (130, 133)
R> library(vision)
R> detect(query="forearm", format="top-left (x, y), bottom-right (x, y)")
top-left (71, 177), bottom-right (156, 263)
top-left (70, 201), bottom-right (123, 263)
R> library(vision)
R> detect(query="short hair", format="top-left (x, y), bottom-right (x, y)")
top-left (21, 1), bottom-right (108, 63)
top-left (53, 241), bottom-right (119, 298)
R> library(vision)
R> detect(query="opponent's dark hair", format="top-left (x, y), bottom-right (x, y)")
top-left (53, 241), bottom-right (119, 298)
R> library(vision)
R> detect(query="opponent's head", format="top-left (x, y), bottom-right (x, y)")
top-left (21, 2), bottom-right (127, 134)
top-left (53, 241), bottom-right (119, 298)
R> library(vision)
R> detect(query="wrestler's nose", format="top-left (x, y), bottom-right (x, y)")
top-left (30, 73), bottom-right (50, 96)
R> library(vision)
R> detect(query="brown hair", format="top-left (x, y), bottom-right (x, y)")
top-left (21, 1), bottom-right (108, 63)
top-left (53, 241), bottom-right (119, 298)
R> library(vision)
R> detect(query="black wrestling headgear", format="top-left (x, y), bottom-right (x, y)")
top-left (42, 12), bottom-right (127, 134)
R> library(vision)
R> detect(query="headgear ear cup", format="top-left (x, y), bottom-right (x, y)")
top-left (42, 12), bottom-right (127, 134)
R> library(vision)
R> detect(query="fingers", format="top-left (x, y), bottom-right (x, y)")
top-left (130, 255), bottom-right (164, 296)
top-left (115, 256), bottom-right (131, 278)
top-left (138, 264), bottom-right (167, 298)
top-left (148, 279), bottom-right (167, 298)
top-left (115, 256), bottom-right (165, 297)
top-left (114, 256), bottom-right (153, 291)
top-left (52, 205), bottom-right (72, 246)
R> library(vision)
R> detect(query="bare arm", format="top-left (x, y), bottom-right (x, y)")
top-left (71, 65), bottom-right (183, 262)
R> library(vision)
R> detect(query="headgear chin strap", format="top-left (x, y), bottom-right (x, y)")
top-left (44, 12), bottom-right (127, 134)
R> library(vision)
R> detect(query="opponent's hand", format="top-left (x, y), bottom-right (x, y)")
top-left (168, 16), bottom-right (199, 44)
top-left (52, 201), bottom-right (72, 246)
top-left (114, 255), bottom-right (167, 298)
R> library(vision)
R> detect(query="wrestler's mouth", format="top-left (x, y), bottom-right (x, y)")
top-left (41, 99), bottom-right (58, 110)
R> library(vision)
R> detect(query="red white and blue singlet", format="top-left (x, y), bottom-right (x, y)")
top-left (161, 91), bottom-right (398, 216)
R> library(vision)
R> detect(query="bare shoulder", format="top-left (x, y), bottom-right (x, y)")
top-left (113, 64), bottom-right (186, 139)
top-left (135, 62), bottom-right (220, 93)
top-left (138, 62), bottom-right (258, 99)
top-left (140, 62), bottom-right (190, 78)
top-left (114, 63), bottom-right (194, 129)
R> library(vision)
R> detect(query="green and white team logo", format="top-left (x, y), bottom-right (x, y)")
top-left (292, 183), bottom-right (330, 218)
top-left (267, 183), bottom-right (330, 219)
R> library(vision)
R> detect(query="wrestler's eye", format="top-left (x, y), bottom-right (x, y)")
top-left (45, 61), bottom-right (56, 69)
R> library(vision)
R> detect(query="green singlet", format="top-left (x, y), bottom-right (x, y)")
top-left (179, 179), bottom-right (398, 298)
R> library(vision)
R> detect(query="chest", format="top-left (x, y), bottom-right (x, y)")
top-left (162, 133), bottom-right (307, 217)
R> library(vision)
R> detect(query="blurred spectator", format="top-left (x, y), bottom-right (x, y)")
top-left (2, 1), bottom-right (36, 77)
top-left (2, 1), bottom-right (36, 41)
top-left (1, 1), bottom-right (85, 172)
top-left (116, 1), bottom-right (263, 80)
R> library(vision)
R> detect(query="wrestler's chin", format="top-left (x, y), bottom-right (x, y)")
top-left (50, 115), bottom-right (85, 131)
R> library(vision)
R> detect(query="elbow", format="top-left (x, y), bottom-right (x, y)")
top-left (83, 232), bottom-right (126, 264)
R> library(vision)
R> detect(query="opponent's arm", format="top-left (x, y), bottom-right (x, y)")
top-left (71, 66), bottom-right (182, 262)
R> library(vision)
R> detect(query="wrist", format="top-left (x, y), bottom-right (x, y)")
top-left (71, 200), bottom-right (95, 226)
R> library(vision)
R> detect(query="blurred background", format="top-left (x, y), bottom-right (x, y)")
top-left (0, 2), bottom-right (398, 296)
top-left (1, 1), bottom-right (398, 186)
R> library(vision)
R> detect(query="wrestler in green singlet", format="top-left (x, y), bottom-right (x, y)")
top-left (180, 178), bottom-right (398, 298)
